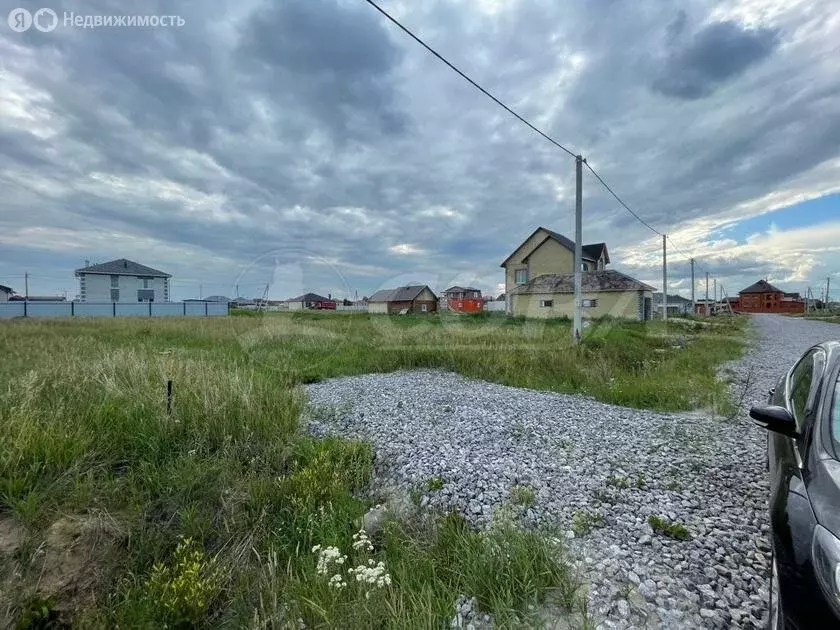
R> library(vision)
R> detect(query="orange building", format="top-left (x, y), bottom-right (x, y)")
top-left (441, 286), bottom-right (484, 313)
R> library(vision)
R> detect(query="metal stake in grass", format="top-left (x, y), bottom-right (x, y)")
top-left (167, 379), bottom-right (173, 415)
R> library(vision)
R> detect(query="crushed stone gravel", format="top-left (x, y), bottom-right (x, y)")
top-left (305, 314), bottom-right (840, 629)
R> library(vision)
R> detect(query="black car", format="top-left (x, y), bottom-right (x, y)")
top-left (750, 340), bottom-right (840, 629)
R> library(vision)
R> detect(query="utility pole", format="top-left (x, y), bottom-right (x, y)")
top-left (705, 272), bottom-right (710, 316)
top-left (827, 276), bottom-right (831, 307)
top-left (199, 284), bottom-right (203, 300)
top-left (662, 235), bottom-right (667, 323)
top-left (690, 258), bottom-right (696, 315)
top-left (713, 278), bottom-right (717, 312)
top-left (235, 284), bottom-right (239, 299)
top-left (24, 271), bottom-right (29, 300)
top-left (573, 155), bottom-right (584, 343)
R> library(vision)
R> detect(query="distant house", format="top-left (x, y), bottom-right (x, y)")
top-left (509, 270), bottom-right (655, 320)
top-left (443, 286), bottom-right (482, 299)
top-left (500, 227), bottom-right (609, 314)
top-left (441, 286), bottom-right (483, 313)
top-left (0, 285), bottom-right (13, 302)
top-left (735, 279), bottom-right (805, 314)
top-left (368, 285), bottom-right (438, 314)
top-left (652, 293), bottom-right (693, 316)
top-left (75, 259), bottom-right (171, 303)
top-left (286, 293), bottom-right (337, 311)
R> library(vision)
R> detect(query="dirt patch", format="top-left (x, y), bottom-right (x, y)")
top-left (0, 515), bottom-right (28, 628)
top-left (0, 515), bottom-right (25, 556)
top-left (22, 513), bottom-right (124, 621)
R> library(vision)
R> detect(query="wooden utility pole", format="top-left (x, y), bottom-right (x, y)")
top-left (24, 271), bottom-right (29, 300)
top-left (721, 285), bottom-right (734, 314)
top-left (827, 276), bottom-right (831, 306)
top-left (573, 155), bottom-right (584, 343)
top-left (662, 235), bottom-right (667, 323)
top-left (690, 258), bottom-right (696, 315)
top-left (705, 272), bottom-right (710, 316)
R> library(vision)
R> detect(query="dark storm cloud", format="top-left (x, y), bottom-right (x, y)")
top-left (653, 20), bottom-right (780, 99)
top-left (237, 0), bottom-right (408, 140)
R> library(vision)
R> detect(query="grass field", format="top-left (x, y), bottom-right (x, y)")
top-left (790, 309), bottom-right (840, 324)
top-left (0, 312), bottom-right (746, 627)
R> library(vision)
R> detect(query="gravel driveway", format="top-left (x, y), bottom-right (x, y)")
top-left (305, 315), bottom-right (840, 629)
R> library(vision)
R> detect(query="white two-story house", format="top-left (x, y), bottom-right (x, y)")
top-left (75, 259), bottom-right (171, 303)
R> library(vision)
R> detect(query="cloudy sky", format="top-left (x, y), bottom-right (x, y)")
top-left (1, 0), bottom-right (838, 302)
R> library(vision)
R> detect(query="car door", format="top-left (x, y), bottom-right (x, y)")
top-left (769, 348), bottom-right (827, 626)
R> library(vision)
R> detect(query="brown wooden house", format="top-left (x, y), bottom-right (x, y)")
top-left (368, 285), bottom-right (438, 314)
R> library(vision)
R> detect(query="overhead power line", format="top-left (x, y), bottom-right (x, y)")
top-left (362, 0), bottom-right (577, 159)
top-left (584, 162), bottom-right (662, 236)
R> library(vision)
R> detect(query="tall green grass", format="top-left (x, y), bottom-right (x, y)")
top-left (1, 314), bottom-right (631, 627)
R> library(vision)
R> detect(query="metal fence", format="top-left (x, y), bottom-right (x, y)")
top-left (0, 301), bottom-right (229, 319)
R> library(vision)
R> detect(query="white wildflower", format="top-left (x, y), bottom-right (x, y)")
top-left (328, 574), bottom-right (347, 589)
top-left (352, 529), bottom-right (374, 552)
top-left (314, 546), bottom-right (347, 575)
top-left (350, 560), bottom-right (391, 589)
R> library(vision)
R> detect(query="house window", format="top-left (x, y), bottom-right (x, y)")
top-left (515, 269), bottom-right (528, 285)
top-left (421, 304), bottom-right (428, 312)
top-left (141, 277), bottom-right (152, 289)
top-left (539, 299), bottom-right (553, 308)
top-left (110, 289), bottom-right (119, 301)
top-left (583, 299), bottom-right (599, 308)
top-left (110, 275), bottom-right (119, 288)
top-left (582, 263), bottom-right (589, 271)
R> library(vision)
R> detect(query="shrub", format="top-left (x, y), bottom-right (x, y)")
top-left (648, 515), bottom-right (690, 540)
top-left (426, 476), bottom-right (445, 492)
top-left (606, 475), bottom-right (629, 489)
top-left (571, 510), bottom-right (603, 536)
top-left (144, 537), bottom-right (221, 625)
top-left (509, 484), bottom-right (535, 507)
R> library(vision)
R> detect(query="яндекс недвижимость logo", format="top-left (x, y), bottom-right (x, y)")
top-left (7, 7), bottom-right (58, 32)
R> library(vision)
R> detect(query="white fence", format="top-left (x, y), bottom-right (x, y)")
top-left (484, 301), bottom-right (506, 312)
top-left (0, 301), bottom-right (229, 319)
top-left (335, 304), bottom-right (368, 312)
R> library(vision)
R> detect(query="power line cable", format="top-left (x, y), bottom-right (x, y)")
top-left (362, 0), bottom-right (577, 159)
top-left (584, 162), bottom-right (662, 236)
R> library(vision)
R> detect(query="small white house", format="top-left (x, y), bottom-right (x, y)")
top-left (75, 259), bottom-right (171, 303)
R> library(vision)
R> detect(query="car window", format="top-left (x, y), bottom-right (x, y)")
top-left (789, 351), bottom-right (816, 431)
